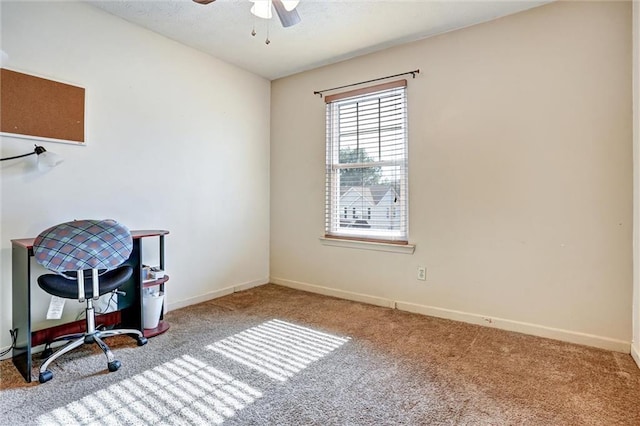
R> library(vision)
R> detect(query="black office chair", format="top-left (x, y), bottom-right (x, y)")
top-left (33, 219), bottom-right (148, 384)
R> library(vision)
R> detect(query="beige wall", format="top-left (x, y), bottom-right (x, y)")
top-left (1, 1), bottom-right (271, 354)
top-left (271, 1), bottom-right (633, 350)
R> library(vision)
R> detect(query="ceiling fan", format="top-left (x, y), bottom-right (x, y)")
top-left (193, 0), bottom-right (301, 28)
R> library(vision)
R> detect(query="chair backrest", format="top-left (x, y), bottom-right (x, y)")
top-left (34, 219), bottom-right (133, 274)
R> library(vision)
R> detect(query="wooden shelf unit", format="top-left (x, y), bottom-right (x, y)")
top-left (142, 275), bottom-right (170, 338)
top-left (11, 229), bottom-right (170, 382)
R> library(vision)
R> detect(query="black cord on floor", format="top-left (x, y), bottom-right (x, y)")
top-left (0, 329), bottom-right (17, 357)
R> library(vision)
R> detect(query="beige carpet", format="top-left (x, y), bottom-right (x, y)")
top-left (1, 284), bottom-right (639, 425)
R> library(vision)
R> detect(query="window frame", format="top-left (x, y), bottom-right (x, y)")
top-left (324, 80), bottom-right (409, 245)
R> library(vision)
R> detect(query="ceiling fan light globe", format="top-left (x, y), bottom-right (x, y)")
top-left (250, 0), bottom-right (272, 19)
top-left (281, 0), bottom-right (299, 12)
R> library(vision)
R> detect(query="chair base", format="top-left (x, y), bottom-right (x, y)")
top-left (38, 296), bottom-right (148, 384)
top-left (39, 327), bottom-right (147, 384)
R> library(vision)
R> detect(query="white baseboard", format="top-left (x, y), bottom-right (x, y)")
top-left (271, 276), bottom-right (630, 353)
top-left (396, 301), bottom-right (630, 353)
top-left (234, 279), bottom-right (267, 292)
top-left (166, 278), bottom-right (269, 312)
top-left (271, 277), bottom-right (396, 309)
top-left (632, 344), bottom-right (640, 368)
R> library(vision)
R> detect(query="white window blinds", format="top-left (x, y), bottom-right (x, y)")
top-left (325, 80), bottom-right (408, 243)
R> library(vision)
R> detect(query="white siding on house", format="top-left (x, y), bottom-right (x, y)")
top-left (339, 186), bottom-right (400, 230)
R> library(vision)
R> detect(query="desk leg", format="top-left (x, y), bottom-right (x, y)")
top-left (12, 244), bottom-right (32, 382)
top-left (119, 239), bottom-right (142, 331)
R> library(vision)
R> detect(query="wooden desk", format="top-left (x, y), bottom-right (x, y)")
top-left (11, 229), bottom-right (170, 383)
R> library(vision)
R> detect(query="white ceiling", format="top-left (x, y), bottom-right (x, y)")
top-left (88, 0), bottom-right (551, 80)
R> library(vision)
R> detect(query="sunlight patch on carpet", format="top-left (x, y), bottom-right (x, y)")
top-left (36, 355), bottom-right (262, 425)
top-left (206, 319), bottom-right (351, 382)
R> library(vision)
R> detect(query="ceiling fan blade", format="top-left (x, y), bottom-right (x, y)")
top-left (192, 0), bottom-right (216, 4)
top-left (272, 0), bottom-right (301, 27)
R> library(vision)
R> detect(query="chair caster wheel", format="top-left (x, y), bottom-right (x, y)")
top-left (108, 360), bottom-right (121, 372)
top-left (41, 347), bottom-right (53, 359)
top-left (39, 370), bottom-right (53, 383)
top-left (137, 337), bottom-right (148, 346)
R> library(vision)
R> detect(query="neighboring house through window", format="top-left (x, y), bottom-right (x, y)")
top-left (324, 80), bottom-right (409, 243)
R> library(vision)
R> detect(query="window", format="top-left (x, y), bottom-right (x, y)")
top-left (324, 80), bottom-right (408, 243)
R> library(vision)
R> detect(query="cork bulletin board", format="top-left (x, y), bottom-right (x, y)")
top-left (0, 68), bottom-right (85, 144)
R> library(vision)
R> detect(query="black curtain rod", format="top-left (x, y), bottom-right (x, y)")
top-left (313, 69), bottom-right (420, 98)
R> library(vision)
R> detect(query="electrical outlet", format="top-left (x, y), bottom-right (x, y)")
top-left (417, 266), bottom-right (426, 281)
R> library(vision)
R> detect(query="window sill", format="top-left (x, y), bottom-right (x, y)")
top-left (319, 237), bottom-right (415, 254)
